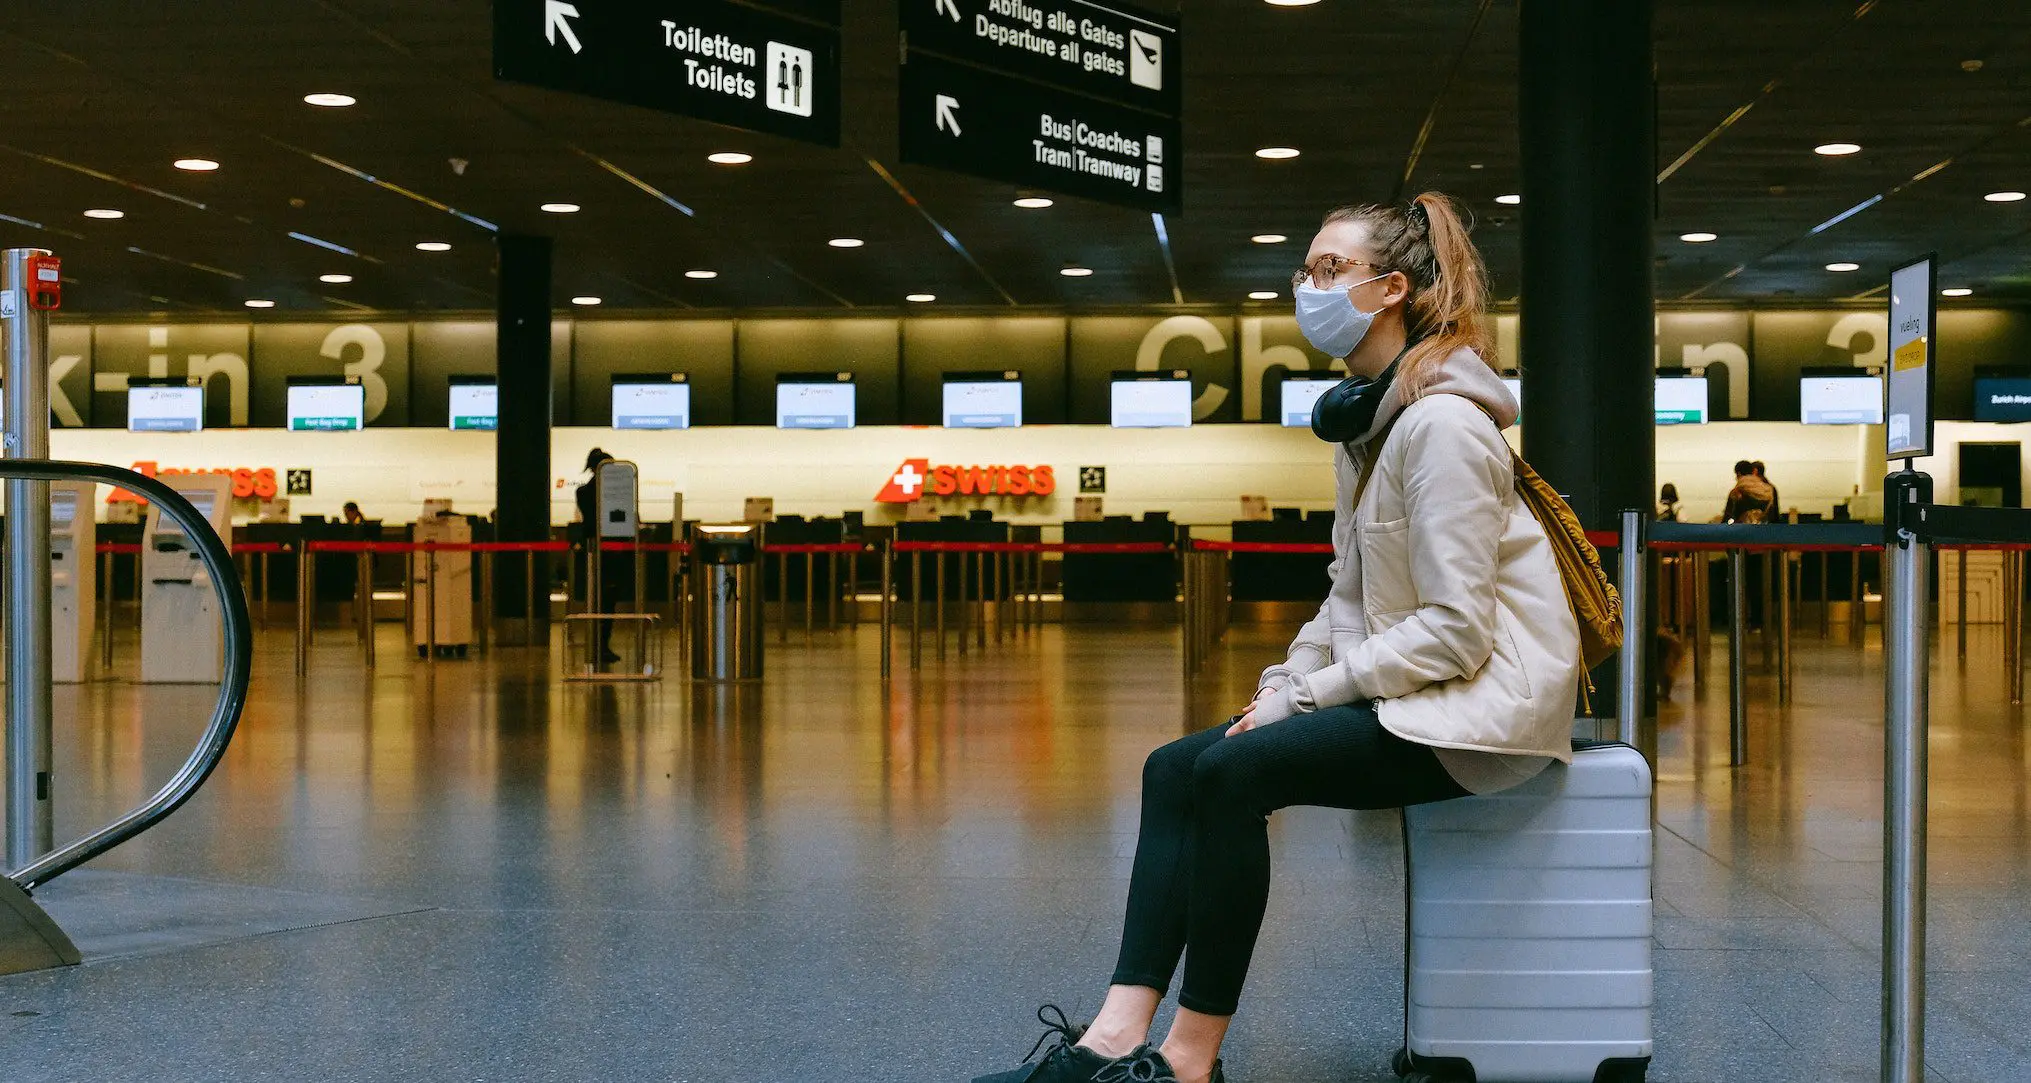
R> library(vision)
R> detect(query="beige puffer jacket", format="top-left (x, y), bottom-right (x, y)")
top-left (1253, 347), bottom-right (1580, 793)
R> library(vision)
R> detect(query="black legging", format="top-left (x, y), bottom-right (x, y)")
top-left (1109, 701), bottom-right (1467, 1016)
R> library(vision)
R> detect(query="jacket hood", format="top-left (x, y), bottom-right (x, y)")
top-left (1348, 346), bottom-right (1515, 446)
top-left (1734, 475), bottom-right (1775, 502)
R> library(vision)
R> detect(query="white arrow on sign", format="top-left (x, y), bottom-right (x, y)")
top-left (934, 0), bottom-right (961, 22)
top-left (546, 0), bottom-right (583, 54)
top-left (935, 95), bottom-right (961, 135)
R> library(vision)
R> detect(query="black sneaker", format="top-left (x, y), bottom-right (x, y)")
top-left (972, 1004), bottom-right (1111, 1083)
top-left (1090, 1045), bottom-right (1229, 1083)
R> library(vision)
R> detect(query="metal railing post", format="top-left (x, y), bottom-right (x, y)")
top-left (1616, 510), bottom-right (1646, 748)
top-left (879, 540), bottom-right (893, 681)
top-left (99, 548), bottom-right (115, 672)
top-left (1728, 547), bottom-right (1748, 766)
top-left (3, 247), bottom-right (55, 864)
top-left (358, 550), bottom-right (375, 669)
top-left (478, 550), bottom-right (493, 656)
top-left (295, 542), bottom-right (313, 676)
top-left (1881, 473), bottom-right (1931, 1083)
top-left (1692, 551), bottom-right (1710, 693)
top-left (935, 551), bottom-right (947, 662)
top-left (1778, 550), bottom-right (1794, 703)
top-left (1955, 547), bottom-right (1967, 660)
top-left (2006, 549), bottom-right (2024, 705)
top-left (804, 550), bottom-right (815, 639)
top-left (910, 549), bottom-right (923, 670)
top-left (425, 547), bottom-right (439, 665)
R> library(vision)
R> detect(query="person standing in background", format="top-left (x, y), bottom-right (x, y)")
top-left (1723, 461), bottom-right (1775, 524)
top-left (1657, 483), bottom-right (1681, 522)
top-left (1751, 462), bottom-right (1783, 522)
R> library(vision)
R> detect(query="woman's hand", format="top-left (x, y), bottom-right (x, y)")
top-left (1226, 688), bottom-right (1276, 736)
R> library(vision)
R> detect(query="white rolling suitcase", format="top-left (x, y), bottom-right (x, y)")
top-left (1394, 741), bottom-right (1654, 1083)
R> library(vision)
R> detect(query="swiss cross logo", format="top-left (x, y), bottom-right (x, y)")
top-left (876, 459), bottom-right (932, 503)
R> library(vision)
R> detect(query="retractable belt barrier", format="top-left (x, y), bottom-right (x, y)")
top-left (762, 542), bottom-right (870, 643)
top-left (1180, 539), bottom-right (1333, 677)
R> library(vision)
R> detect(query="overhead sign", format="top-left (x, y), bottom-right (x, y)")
top-left (901, 52), bottom-right (1180, 213)
top-left (876, 458), bottom-right (1058, 503)
top-left (493, 0), bottom-right (841, 146)
top-left (902, 0), bottom-right (1181, 117)
top-left (1885, 255), bottom-right (1935, 460)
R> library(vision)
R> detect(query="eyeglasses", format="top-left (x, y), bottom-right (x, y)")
top-left (1292, 254), bottom-right (1390, 290)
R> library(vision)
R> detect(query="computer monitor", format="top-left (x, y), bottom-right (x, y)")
top-left (126, 377), bottom-right (204, 433)
top-left (776, 373), bottom-right (856, 429)
top-left (611, 373), bottom-right (692, 430)
top-left (1278, 373), bottom-right (1341, 428)
top-left (942, 371), bottom-right (1023, 429)
top-left (1973, 368), bottom-right (2031, 422)
top-left (1111, 370), bottom-right (1193, 428)
top-left (1654, 376), bottom-right (1709, 425)
top-left (448, 375), bottom-right (498, 431)
top-left (286, 378), bottom-right (366, 432)
top-left (1799, 369), bottom-right (1884, 425)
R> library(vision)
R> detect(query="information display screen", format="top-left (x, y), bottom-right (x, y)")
top-left (942, 374), bottom-right (1023, 428)
top-left (1278, 378), bottom-right (1339, 428)
top-left (448, 378), bottom-right (498, 431)
top-left (1800, 375), bottom-right (1884, 425)
top-left (1654, 377), bottom-right (1709, 425)
top-left (1502, 376), bottom-right (1523, 421)
top-left (612, 378), bottom-right (692, 430)
top-left (1111, 376), bottom-right (1193, 428)
top-left (1974, 375), bottom-right (2031, 422)
top-left (776, 377), bottom-right (856, 429)
top-left (287, 383), bottom-right (365, 432)
top-left (127, 384), bottom-right (204, 433)
top-left (51, 490), bottom-right (76, 530)
top-left (156, 491), bottom-right (217, 540)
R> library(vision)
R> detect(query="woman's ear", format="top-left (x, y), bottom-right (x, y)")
top-left (1383, 270), bottom-right (1413, 309)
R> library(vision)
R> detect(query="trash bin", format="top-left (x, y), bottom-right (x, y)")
top-left (690, 524), bottom-right (763, 681)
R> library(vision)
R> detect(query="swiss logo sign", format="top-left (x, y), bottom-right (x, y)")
top-left (875, 459), bottom-right (1056, 503)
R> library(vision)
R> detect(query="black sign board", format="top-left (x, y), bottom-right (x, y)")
top-left (493, 0), bottom-right (840, 146)
top-left (901, 0), bottom-right (1180, 118)
top-left (900, 52), bottom-right (1180, 213)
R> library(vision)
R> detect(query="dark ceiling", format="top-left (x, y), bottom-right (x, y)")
top-left (1, 0), bottom-right (2028, 315)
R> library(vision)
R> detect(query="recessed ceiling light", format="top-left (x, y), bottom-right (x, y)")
top-left (1679, 232), bottom-right (1718, 243)
top-left (174, 158), bottom-right (220, 172)
top-left (571, 296), bottom-right (602, 306)
top-left (707, 151), bottom-right (753, 165)
top-left (1814, 142), bottom-right (1862, 156)
top-left (540, 202), bottom-right (581, 213)
top-left (1265, 0), bottom-right (1321, 5)
top-left (415, 241), bottom-right (452, 252)
top-left (319, 274), bottom-right (353, 284)
top-left (1941, 287), bottom-right (1974, 297)
top-left (303, 93), bottom-right (356, 108)
top-left (1254, 147), bottom-right (1301, 160)
top-left (244, 299), bottom-right (276, 309)
top-left (1984, 191), bottom-right (2026, 203)
top-left (1825, 262), bottom-right (1861, 272)
top-left (828, 237), bottom-right (866, 248)
top-left (1495, 194), bottom-right (1522, 205)
top-left (1251, 233), bottom-right (1288, 244)
top-left (684, 269), bottom-right (719, 280)
top-left (906, 293), bottom-right (937, 303)
top-left (1013, 196), bottom-right (1055, 209)
top-left (1248, 291), bottom-right (1279, 300)
top-left (1060, 266), bottom-right (1094, 277)
top-left (82, 208), bottom-right (125, 220)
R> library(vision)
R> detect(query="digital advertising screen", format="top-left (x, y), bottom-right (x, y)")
top-left (1799, 374), bottom-right (1884, 425)
top-left (776, 375), bottom-right (856, 430)
top-left (942, 372), bottom-right (1023, 429)
top-left (126, 381), bottom-right (204, 433)
top-left (287, 381), bottom-right (366, 432)
top-left (1973, 374), bottom-right (2031, 423)
top-left (448, 377), bottom-right (498, 431)
top-left (1654, 376), bottom-right (1709, 425)
top-left (1110, 373), bottom-right (1193, 428)
top-left (611, 375), bottom-right (692, 430)
top-left (1278, 377), bottom-right (1340, 428)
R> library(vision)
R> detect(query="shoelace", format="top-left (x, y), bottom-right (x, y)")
top-left (1021, 1003), bottom-right (1090, 1064)
top-left (1092, 1046), bottom-right (1178, 1083)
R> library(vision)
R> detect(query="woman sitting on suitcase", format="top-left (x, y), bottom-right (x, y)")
top-left (973, 193), bottom-right (1582, 1083)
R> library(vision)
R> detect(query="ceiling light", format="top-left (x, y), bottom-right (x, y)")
top-left (174, 158), bottom-right (220, 172)
top-left (319, 274), bottom-right (353, 284)
top-left (1060, 266), bottom-right (1094, 277)
top-left (1814, 142), bottom-right (1862, 156)
top-left (707, 151), bottom-right (753, 165)
top-left (828, 237), bottom-right (865, 248)
top-left (1826, 262), bottom-right (1861, 272)
top-left (571, 296), bottom-right (602, 306)
top-left (82, 209), bottom-right (125, 220)
top-left (1251, 233), bottom-right (1288, 244)
top-left (415, 241), bottom-right (452, 252)
top-left (1254, 147), bottom-right (1301, 160)
top-left (1984, 191), bottom-right (2026, 203)
top-left (1941, 287), bottom-right (1974, 297)
top-left (906, 293), bottom-right (937, 303)
top-left (1679, 232), bottom-right (1717, 243)
top-left (684, 269), bottom-right (719, 280)
top-left (303, 93), bottom-right (356, 108)
top-left (1495, 194), bottom-right (1522, 205)
top-left (244, 299), bottom-right (276, 309)
top-left (1013, 196), bottom-right (1055, 209)
top-left (1265, 0), bottom-right (1322, 5)
top-left (540, 202), bottom-right (581, 213)
top-left (1248, 291), bottom-right (1279, 300)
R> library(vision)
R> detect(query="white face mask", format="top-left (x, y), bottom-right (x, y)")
top-left (1293, 272), bottom-right (1388, 358)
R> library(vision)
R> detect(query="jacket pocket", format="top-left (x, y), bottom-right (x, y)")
top-left (1357, 516), bottom-right (1417, 617)
top-left (1494, 609), bottom-right (1535, 700)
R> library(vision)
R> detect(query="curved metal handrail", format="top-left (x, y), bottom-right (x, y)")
top-left (1, 460), bottom-right (252, 890)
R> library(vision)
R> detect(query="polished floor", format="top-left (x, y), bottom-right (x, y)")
top-left (3, 612), bottom-right (2027, 1082)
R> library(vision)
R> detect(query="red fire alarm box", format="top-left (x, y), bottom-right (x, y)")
top-left (25, 254), bottom-right (60, 311)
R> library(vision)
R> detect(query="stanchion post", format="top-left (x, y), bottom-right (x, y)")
top-left (880, 540), bottom-right (893, 681)
top-left (1778, 551), bottom-right (1794, 702)
top-left (1956, 547), bottom-right (1967, 660)
top-left (910, 549), bottom-right (923, 671)
top-left (1692, 551), bottom-right (1709, 693)
top-left (2006, 549), bottom-right (2024, 705)
top-left (426, 548), bottom-right (439, 664)
top-left (1881, 469), bottom-right (1931, 1083)
top-left (935, 551), bottom-right (947, 662)
top-left (1182, 547), bottom-right (1196, 678)
top-left (357, 550), bottom-right (374, 668)
top-left (478, 550), bottom-right (493, 656)
top-left (1615, 511), bottom-right (1646, 748)
top-left (295, 542), bottom-right (313, 676)
top-left (99, 548), bottom-right (115, 672)
top-left (777, 550), bottom-right (789, 644)
top-left (1728, 547), bottom-right (1748, 767)
top-left (524, 550), bottom-right (538, 649)
top-left (1851, 549), bottom-right (1865, 640)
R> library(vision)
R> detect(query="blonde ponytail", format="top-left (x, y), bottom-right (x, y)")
top-left (1321, 191), bottom-right (1496, 396)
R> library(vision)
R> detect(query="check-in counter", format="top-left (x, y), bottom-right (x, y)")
top-left (1061, 514), bottom-right (1175, 605)
top-left (1230, 511), bottom-right (1334, 603)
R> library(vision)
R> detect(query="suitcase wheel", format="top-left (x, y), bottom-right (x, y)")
top-left (1390, 1047), bottom-right (1411, 1078)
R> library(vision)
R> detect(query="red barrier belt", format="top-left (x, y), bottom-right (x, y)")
top-left (1648, 541), bottom-right (1886, 553)
top-left (94, 543), bottom-right (142, 555)
top-left (305, 540), bottom-right (572, 554)
top-left (761, 543), bottom-right (866, 555)
top-left (890, 541), bottom-right (1173, 555)
top-left (1189, 540), bottom-right (1334, 554)
top-left (232, 542), bottom-right (292, 554)
top-left (598, 541), bottom-right (694, 553)
top-left (1584, 530), bottom-right (1620, 548)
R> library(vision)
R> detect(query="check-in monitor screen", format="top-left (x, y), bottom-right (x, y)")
top-left (612, 382), bottom-right (692, 429)
top-left (776, 381), bottom-right (856, 429)
top-left (1974, 376), bottom-right (2031, 422)
top-left (1111, 378), bottom-right (1193, 428)
top-left (127, 385), bottom-right (204, 432)
top-left (1654, 377), bottom-right (1709, 425)
top-left (51, 491), bottom-right (76, 530)
top-left (448, 381), bottom-right (498, 431)
top-left (1502, 377), bottom-right (1523, 421)
top-left (1279, 378), bottom-right (1339, 428)
top-left (943, 379), bottom-right (1023, 429)
top-left (155, 491), bottom-right (217, 539)
top-left (287, 384), bottom-right (365, 432)
top-left (1800, 375), bottom-right (1884, 425)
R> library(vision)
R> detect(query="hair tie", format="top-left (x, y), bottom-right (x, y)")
top-left (1406, 201), bottom-right (1430, 231)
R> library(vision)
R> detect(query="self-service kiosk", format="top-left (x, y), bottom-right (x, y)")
top-left (49, 481), bottom-right (95, 684)
top-left (140, 473), bottom-right (233, 684)
top-left (410, 498), bottom-right (473, 657)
